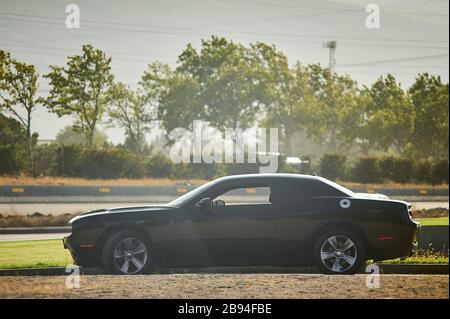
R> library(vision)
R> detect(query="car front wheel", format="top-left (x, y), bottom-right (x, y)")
top-left (313, 229), bottom-right (366, 275)
top-left (102, 231), bottom-right (153, 275)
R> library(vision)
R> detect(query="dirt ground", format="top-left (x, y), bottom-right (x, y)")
top-left (0, 274), bottom-right (448, 299)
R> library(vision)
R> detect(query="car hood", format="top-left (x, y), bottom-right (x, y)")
top-left (69, 205), bottom-right (173, 224)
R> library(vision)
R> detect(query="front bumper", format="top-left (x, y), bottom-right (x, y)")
top-left (63, 234), bottom-right (100, 267)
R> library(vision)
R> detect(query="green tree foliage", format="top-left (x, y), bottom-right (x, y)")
top-left (303, 65), bottom-right (360, 153)
top-left (55, 125), bottom-right (108, 147)
top-left (359, 74), bottom-right (414, 155)
top-left (0, 50), bottom-right (40, 171)
top-left (108, 83), bottom-right (153, 153)
top-left (44, 45), bottom-right (114, 147)
top-left (254, 43), bottom-right (314, 155)
top-left (408, 73), bottom-right (449, 160)
top-left (319, 154), bottom-right (347, 180)
top-left (177, 36), bottom-right (263, 131)
top-left (141, 62), bottom-right (202, 133)
top-left (0, 114), bottom-right (26, 174)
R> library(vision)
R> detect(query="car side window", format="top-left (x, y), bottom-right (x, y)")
top-left (213, 187), bottom-right (271, 206)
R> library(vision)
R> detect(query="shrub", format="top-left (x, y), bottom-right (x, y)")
top-left (52, 145), bottom-right (145, 179)
top-left (430, 159), bottom-right (449, 184)
top-left (379, 157), bottom-right (414, 183)
top-left (145, 153), bottom-right (175, 178)
top-left (0, 144), bottom-right (25, 175)
top-left (350, 157), bottom-right (381, 183)
top-left (52, 144), bottom-right (84, 177)
top-left (32, 144), bottom-right (58, 176)
top-left (319, 154), bottom-right (346, 180)
top-left (414, 160), bottom-right (433, 184)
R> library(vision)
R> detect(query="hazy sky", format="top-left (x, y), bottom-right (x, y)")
top-left (0, 0), bottom-right (448, 143)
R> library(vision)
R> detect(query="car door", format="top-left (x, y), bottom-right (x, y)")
top-left (271, 181), bottom-right (315, 266)
top-left (172, 183), bottom-right (277, 267)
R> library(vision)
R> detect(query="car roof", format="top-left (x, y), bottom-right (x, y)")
top-left (214, 173), bottom-right (322, 183)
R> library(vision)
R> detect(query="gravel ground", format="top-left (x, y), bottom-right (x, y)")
top-left (0, 274), bottom-right (448, 299)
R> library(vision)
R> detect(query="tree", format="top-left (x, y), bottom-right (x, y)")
top-left (0, 50), bottom-right (40, 171)
top-left (177, 36), bottom-right (262, 131)
top-left (108, 83), bottom-right (153, 153)
top-left (55, 125), bottom-right (108, 146)
top-left (409, 73), bottom-right (449, 159)
top-left (303, 65), bottom-right (360, 153)
top-left (359, 74), bottom-right (414, 155)
top-left (44, 45), bottom-right (114, 147)
top-left (256, 43), bottom-right (315, 155)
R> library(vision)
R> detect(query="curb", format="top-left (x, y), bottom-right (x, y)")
top-left (0, 267), bottom-right (106, 276)
top-left (0, 226), bottom-right (71, 234)
top-left (0, 264), bottom-right (447, 276)
top-left (376, 263), bottom-right (449, 274)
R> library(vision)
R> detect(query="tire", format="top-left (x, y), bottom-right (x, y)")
top-left (313, 228), bottom-right (366, 275)
top-left (102, 230), bottom-right (154, 275)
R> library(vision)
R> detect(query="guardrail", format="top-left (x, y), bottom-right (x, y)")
top-left (0, 185), bottom-right (448, 197)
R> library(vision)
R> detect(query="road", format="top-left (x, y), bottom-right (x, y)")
top-left (0, 274), bottom-right (447, 298)
top-left (0, 201), bottom-right (448, 216)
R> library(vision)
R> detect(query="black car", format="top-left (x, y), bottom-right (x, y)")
top-left (63, 174), bottom-right (419, 275)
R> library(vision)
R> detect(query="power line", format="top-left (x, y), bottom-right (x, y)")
top-left (337, 54), bottom-right (449, 67)
top-left (0, 11), bottom-right (448, 44)
top-left (0, 43), bottom-right (177, 60)
top-left (215, 0), bottom-right (449, 17)
top-left (3, 49), bottom-right (174, 64)
top-left (4, 41), bottom-right (448, 69)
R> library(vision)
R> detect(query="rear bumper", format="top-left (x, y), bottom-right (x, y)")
top-left (371, 222), bottom-right (420, 261)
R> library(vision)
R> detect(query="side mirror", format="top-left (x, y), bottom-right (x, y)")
top-left (198, 197), bottom-right (213, 209)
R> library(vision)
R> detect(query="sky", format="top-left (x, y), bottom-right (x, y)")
top-left (0, 0), bottom-right (448, 143)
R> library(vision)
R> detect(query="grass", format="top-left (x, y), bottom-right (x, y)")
top-left (380, 250), bottom-right (449, 265)
top-left (415, 217), bottom-right (449, 226)
top-left (0, 239), bottom-right (72, 269)
top-left (0, 213), bottom-right (75, 228)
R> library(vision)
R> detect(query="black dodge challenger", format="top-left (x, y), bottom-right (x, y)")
top-left (63, 174), bottom-right (419, 274)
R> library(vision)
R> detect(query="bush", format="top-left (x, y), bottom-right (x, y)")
top-left (145, 154), bottom-right (175, 178)
top-left (0, 144), bottom-right (25, 175)
top-left (350, 157), bottom-right (381, 183)
top-left (414, 160), bottom-right (433, 184)
top-left (431, 160), bottom-right (449, 184)
top-left (52, 145), bottom-right (146, 179)
top-left (33, 144), bottom-right (58, 176)
top-left (319, 154), bottom-right (346, 180)
top-left (52, 144), bottom-right (84, 177)
top-left (378, 157), bottom-right (414, 183)
top-left (189, 163), bottom-right (226, 179)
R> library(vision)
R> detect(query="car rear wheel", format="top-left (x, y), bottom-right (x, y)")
top-left (313, 229), bottom-right (366, 274)
top-left (102, 231), bottom-right (153, 275)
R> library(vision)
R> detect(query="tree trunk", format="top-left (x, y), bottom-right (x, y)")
top-left (26, 110), bottom-right (34, 176)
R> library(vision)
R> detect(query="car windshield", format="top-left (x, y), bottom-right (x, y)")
top-left (320, 178), bottom-right (356, 197)
top-left (168, 180), bottom-right (217, 207)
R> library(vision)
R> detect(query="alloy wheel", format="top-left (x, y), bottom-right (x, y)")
top-left (113, 237), bottom-right (148, 274)
top-left (320, 235), bottom-right (357, 273)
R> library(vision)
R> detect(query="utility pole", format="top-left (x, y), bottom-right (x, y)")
top-left (324, 40), bottom-right (337, 72)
